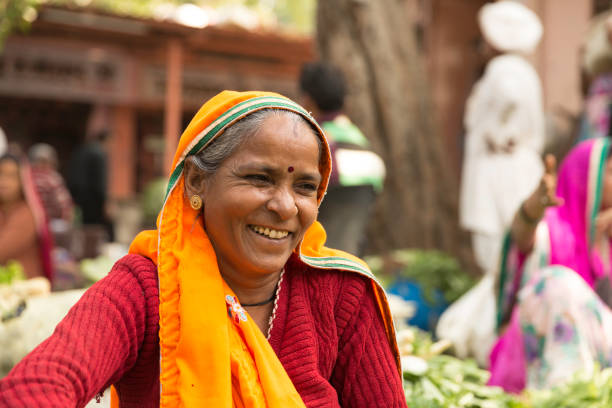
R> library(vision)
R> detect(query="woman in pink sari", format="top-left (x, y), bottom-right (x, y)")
top-left (489, 137), bottom-right (612, 392)
top-left (0, 153), bottom-right (53, 281)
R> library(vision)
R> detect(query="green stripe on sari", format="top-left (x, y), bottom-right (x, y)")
top-left (496, 232), bottom-right (513, 331)
top-left (589, 138), bottom-right (610, 244)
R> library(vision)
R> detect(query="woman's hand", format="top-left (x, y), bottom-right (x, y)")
top-left (540, 154), bottom-right (564, 207)
top-left (513, 154), bottom-right (564, 254)
top-left (523, 154), bottom-right (564, 221)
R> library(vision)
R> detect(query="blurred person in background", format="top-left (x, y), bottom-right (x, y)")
top-left (28, 143), bottom-right (74, 224)
top-left (28, 143), bottom-right (79, 288)
top-left (0, 153), bottom-right (53, 281)
top-left (578, 11), bottom-right (612, 142)
top-left (489, 138), bottom-right (612, 392)
top-left (67, 129), bottom-right (113, 241)
top-left (299, 61), bottom-right (385, 256)
top-left (0, 91), bottom-right (405, 407)
top-left (460, 0), bottom-right (544, 276)
top-left (438, 1), bottom-right (545, 366)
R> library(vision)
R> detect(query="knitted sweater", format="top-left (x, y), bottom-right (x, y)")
top-left (0, 254), bottom-right (406, 407)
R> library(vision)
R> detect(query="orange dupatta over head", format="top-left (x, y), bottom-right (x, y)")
top-left (119, 91), bottom-right (399, 408)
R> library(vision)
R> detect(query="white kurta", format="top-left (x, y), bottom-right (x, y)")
top-left (460, 54), bottom-right (544, 273)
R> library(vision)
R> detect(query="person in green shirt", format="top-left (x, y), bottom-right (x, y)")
top-left (299, 61), bottom-right (385, 255)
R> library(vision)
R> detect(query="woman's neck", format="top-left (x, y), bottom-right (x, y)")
top-left (220, 266), bottom-right (282, 306)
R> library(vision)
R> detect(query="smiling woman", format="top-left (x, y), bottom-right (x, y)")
top-left (0, 91), bottom-right (406, 408)
top-left (183, 111), bottom-right (323, 335)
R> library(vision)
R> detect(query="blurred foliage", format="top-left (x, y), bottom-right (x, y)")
top-left (268, 0), bottom-right (315, 34)
top-left (1, 0), bottom-right (315, 49)
top-left (0, 0), bottom-right (39, 48)
top-left (80, 255), bottom-right (113, 283)
top-left (366, 249), bottom-right (476, 304)
top-left (141, 176), bottom-right (166, 228)
top-left (202, 0), bottom-right (315, 33)
top-left (46, 0), bottom-right (202, 18)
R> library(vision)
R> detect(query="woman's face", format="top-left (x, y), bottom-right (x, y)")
top-left (0, 159), bottom-right (22, 205)
top-left (201, 113), bottom-right (322, 278)
top-left (602, 156), bottom-right (612, 210)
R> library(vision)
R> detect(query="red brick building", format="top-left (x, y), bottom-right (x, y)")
top-left (0, 4), bottom-right (313, 201)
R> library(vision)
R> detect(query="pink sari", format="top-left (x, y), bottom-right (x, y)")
top-left (20, 159), bottom-right (54, 281)
top-left (490, 138), bottom-right (612, 391)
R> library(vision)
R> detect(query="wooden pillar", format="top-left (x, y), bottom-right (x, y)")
top-left (164, 39), bottom-right (183, 175)
top-left (109, 105), bottom-right (136, 199)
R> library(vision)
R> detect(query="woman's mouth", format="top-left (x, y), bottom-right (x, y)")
top-left (248, 225), bottom-right (290, 240)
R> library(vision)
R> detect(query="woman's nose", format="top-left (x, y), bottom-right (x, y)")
top-left (266, 186), bottom-right (298, 219)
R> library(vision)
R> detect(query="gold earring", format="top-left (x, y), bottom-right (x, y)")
top-left (190, 195), bottom-right (202, 210)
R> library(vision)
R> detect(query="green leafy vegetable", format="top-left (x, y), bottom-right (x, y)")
top-left (401, 327), bottom-right (612, 407)
top-left (0, 261), bottom-right (25, 285)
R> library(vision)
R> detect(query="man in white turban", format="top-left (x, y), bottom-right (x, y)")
top-left (438, 0), bottom-right (545, 366)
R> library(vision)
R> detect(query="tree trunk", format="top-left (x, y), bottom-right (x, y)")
top-left (316, 0), bottom-right (474, 268)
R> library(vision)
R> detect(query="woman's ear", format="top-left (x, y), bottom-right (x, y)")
top-left (184, 156), bottom-right (208, 199)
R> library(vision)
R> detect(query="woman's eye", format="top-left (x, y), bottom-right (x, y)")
top-left (245, 174), bottom-right (270, 183)
top-left (297, 182), bottom-right (318, 193)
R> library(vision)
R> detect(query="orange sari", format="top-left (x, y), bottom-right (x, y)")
top-left (112, 91), bottom-right (399, 408)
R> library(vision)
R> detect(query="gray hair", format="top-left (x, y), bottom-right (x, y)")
top-left (189, 109), bottom-right (321, 176)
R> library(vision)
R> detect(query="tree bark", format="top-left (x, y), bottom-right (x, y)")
top-left (316, 0), bottom-right (474, 268)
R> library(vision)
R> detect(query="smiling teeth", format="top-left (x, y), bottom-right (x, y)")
top-left (251, 225), bottom-right (289, 239)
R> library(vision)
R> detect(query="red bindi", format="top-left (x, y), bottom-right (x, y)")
top-left (287, 166), bottom-right (294, 173)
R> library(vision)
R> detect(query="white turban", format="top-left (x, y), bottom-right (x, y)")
top-left (479, 1), bottom-right (543, 54)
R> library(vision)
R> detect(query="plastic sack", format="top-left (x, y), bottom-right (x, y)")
top-left (436, 274), bottom-right (497, 367)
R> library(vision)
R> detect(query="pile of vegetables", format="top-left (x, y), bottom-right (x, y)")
top-left (0, 261), bottom-right (26, 321)
top-left (372, 249), bottom-right (612, 407)
top-left (523, 367), bottom-right (612, 408)
top-left (399, 327), bottom-right (520, 408)
top-left (404, 355), bottom-right (521, 408)
top-left (399, 326), bottom-right (612, 407)
top-left (0, 261), bottom-right (51, 322)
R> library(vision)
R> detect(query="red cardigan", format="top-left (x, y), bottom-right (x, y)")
top-left (0, 254), bottom-right (406, 407)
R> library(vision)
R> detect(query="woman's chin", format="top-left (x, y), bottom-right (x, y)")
top-left (242, 232), bottom-right (296, 272)
top-left (241, 252), bottom-right (292, 276)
